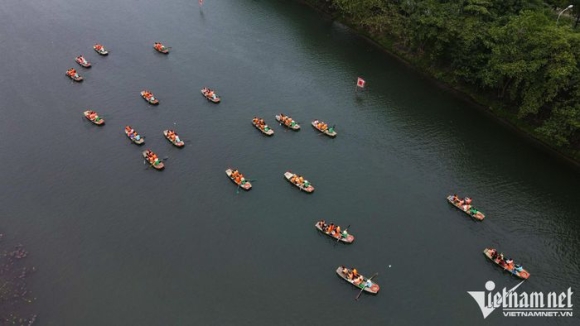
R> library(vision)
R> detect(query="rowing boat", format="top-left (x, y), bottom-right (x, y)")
top-left (83, 110), bottom-right (104, 125)
top-left (275, 114), bottom-right (300, 130)
top-left (154, 42), bottom-right (169, 54)
top-left (125, 126), bottom-right (144, 145)
top-left (163, 130), bottom-right (185, 147)
top-left (252, 118), bottom-right (274, 136)
top-left (446, 195), bottom-right (485, 220)
top-left (483, 248), bottom-right (530, 279)
top-left (225, 169), bottom-right (252, 190)
top-left (93, 44), bottom-right (108, 55)
top-left (140, 90), bottom-right (159, 105)
top-left (335, 266), bottom-right (380, 294)
top-left (315, 221), bottom-right (354, 243)
top-left (283, 171), bottom-right (314, 193)
top-left (66, 69), bottom-right (83, 82)
top-left (201, 88), bottom-right (220, 103)
top-left (312, 120), bottom-right (336, 137)
top-left (75, 56), bottom-right (91, 68)
top-left (142, 150), bottom-right (164, 170)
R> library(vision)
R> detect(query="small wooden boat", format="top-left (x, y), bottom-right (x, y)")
top-left (446, 195), bottom-right (485, 220)
top-left (483, 248), bottom-right (530, 280)
top-left (225, 168), bottom-right (252, 190)
top-left (163, 130), bottom-right (185, 147)
top-left (75, 56), bottom-right (91, 68)
top-left (125, 126), bottom-right (144, 145)
top-left (335, 266), bottom-right (380, 294)
top-left (312, 120), bottom-right (336, 137)
top-left (66, 69), bottom-right (83, 82)
top-left (252, 118), bottom-right (274, 136)
top-left (140, 90), bottom-right (159, 105)
top-left (142, 150), bottom-right (164, 170)
top-left (93, 44), bottom-right (108, 55)
top-left (83, 110), bottom-right (104, 125)
top-left (154, 42), bottom-right (169, 54)
top-left (201, 88), bottom-right (220, 103)
top-left (283, 171), bottom-right (314, 193)
top-left (276, 114), bottom-right (300, 130)
top-left (315, 221), bottom-right (354, 243)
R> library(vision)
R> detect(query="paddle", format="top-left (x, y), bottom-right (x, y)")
top-left (236, 183), bottom-right (241, 194)
top-left (355, 272), bottom-right (379, 301)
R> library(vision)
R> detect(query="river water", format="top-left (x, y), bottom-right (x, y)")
top-left (0, 0), bottom-right (578, 325)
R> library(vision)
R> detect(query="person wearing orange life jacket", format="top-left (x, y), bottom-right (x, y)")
top-left (328, 223), bottom-right (335, 234)
top-left (335, 226), bottom-right (341, 237)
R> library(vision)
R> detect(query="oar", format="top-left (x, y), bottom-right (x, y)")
top-left (355, 272), bottom-right (379, 301)
top-left (236, 183), bottom-right (241, 194)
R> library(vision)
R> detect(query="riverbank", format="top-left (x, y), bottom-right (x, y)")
top-left (297, 0), bottom-right (580, 167)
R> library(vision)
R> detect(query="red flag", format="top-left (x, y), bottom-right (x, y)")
top-left (356, 77), bottom-right (365, 88)
top-left (199, 0), bottom-right (203, 6)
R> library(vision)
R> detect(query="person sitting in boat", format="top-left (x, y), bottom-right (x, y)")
top-left (341, 228), bottom-right (348, 239)
top-left (95, 44), bottom-right (103, 50)
top-left (341, 266), bottom-right (348, 275)
top-left (465, 197), bottom-right (472, 205)
top-left (317, 220), bottom-right (326, 229)
top-left (347, 270), bottom-right (354, 280)
top-left (348, 268), bottom-right (358, 281)
top-left (452, 194), bottom-right (459, 203)
top-left (327, 223), bottom-right (335, 234)
top-left (334, 226), bottom-right (341, 237)
top-left (514, 264), bottom-right (523, 272)
top-left (353, 274), bottom-right (364, 286)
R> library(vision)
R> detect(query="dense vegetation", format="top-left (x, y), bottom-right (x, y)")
top-left (304, 0), bottom-right (580, 159)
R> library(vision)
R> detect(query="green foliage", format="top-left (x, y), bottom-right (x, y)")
top-left (322, 0), bottom-right (580, 151)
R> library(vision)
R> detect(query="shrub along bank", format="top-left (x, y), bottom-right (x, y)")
top-left (300, 0), bottom-right (580, 162)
